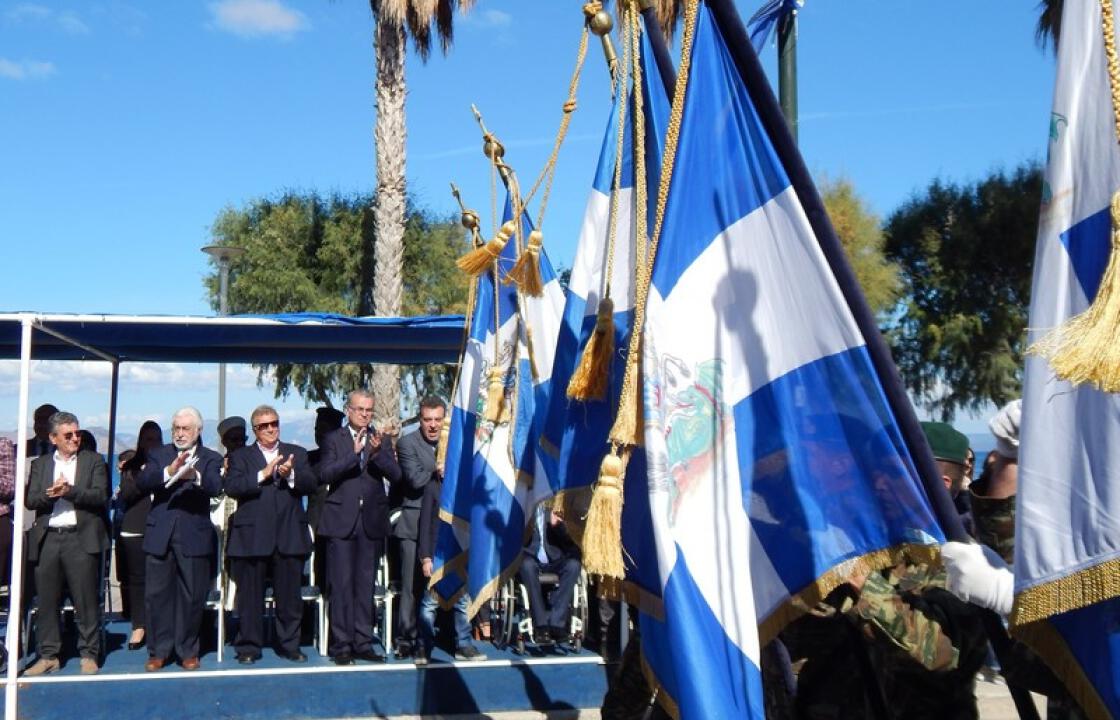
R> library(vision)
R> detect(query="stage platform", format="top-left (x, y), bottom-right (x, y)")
top-left (2, 620), bottom-right (610, 719)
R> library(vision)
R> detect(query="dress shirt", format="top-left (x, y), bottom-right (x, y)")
top-left (47, 451), bottom-right (78, 528)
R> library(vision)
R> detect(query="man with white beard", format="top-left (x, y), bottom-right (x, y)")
top-left (137, 407), bottom-right (223, 672)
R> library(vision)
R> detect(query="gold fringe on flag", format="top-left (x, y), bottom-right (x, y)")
top-left (582, 448), bottom-right (627, 579)
top-left (1030, 191), bottom-right (1120, 391)
top-left (458, 220), bottom-right (515, 276)
top-left (505, 229), bottom-right (545, 296)
top-left (566, 297), bottom-right (615, 401)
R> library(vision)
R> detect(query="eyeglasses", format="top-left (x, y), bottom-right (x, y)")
top-left (253, 420), bottom-right (279, 431)
top-left (347, 406), bottom-right (374, 415)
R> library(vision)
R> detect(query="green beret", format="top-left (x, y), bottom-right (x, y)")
top-left (920, 421), bottom-right (969, 465)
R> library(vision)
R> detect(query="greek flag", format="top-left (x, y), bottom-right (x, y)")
top-left (541, 24), bottom-right (671, 598)
top-left (1014, 1), bottom-right (1120, 716)
top-left (432, 196), bottom-right (564, 612)
top-left (636, 2), bottom-right (947, 715)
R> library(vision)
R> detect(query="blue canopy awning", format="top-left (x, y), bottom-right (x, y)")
top-left (0, 312), bottom-right (467, 364)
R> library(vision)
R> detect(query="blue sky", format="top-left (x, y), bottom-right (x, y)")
top-left (0, 0), bottom-right (1055, 444)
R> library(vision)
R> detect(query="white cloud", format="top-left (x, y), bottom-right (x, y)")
top-left (0, 58), bottom-right (56, 80)
top-left (208, 0), bottom-right (309, 39)
top-left (476, 9), bottom-right (512, 27)
top-left (4, 4), bottom-right (90, 34)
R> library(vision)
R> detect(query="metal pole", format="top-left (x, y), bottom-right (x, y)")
top-left (217, 260), bottom-right (230, 425)
top-left (5, 317), bottom-right (33, 720)
top-left (777, 9), bottom-right (798, 144)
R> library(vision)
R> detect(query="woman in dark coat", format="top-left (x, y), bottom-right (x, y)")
top-left (116, 421), bottom-right (163, 650)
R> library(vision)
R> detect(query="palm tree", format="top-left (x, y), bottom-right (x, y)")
top-left (1036, 0), bottom-right (1062, 53)
top-left (368, 0), bottom-right (473, 430)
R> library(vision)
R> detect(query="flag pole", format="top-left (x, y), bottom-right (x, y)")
top-left (777, 6), bottom-right (798, 144)
top-left (637, 0), bottom-right (678, 97)
top-left (703, 0), bottom-right (966, 543)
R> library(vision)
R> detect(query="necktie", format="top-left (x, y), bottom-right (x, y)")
top-left (536, 505), bottom-right (549, 564)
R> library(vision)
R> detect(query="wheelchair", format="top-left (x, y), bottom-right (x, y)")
top-left (493, 563), bottom-right (589, 654)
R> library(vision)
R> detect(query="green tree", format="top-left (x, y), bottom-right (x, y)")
top-left (883, 162), bottom-right (1042, 419)
top-left (820, 177), bottom-right (900, 317)
top-left (205, 191), bottom-right (470, 415)
top-left (1036, 0), bottom-right (1063, 54)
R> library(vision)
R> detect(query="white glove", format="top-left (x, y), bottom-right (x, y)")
top-left (940, 541), bottom-right (1014, 617)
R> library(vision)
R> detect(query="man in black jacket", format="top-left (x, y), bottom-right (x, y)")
top-left (520, 502), bottom-right (581, 645)
top-left (23, 411), bottom-right (109, 676)
top-left (137, 406), bottom-right (223, 672)
top-left (392, 395), bottom-right (445, 658)
top-left (316, 389), bottom-right (401, 665)
top-left (225, 405), bottom-right (317, 664)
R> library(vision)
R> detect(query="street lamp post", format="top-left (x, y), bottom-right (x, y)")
top-left (201, 244), bottom-right (245, 427)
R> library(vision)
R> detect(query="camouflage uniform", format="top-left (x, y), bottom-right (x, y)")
top-left (787, 558), bottom-right (988, 720)
top-left (969, 483), bottom-right (1016, 564)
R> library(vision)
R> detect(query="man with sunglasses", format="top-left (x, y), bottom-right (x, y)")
top-left (23, 411), bottom-right (110, 676)
top-left (317, 389), bottom-right (401, 665)
top-left (137, 406), bottom-right (223, 672)
top-left (224, 405), bottom-right (316, 664)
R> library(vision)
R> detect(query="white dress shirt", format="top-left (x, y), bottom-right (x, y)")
top-left (47, 452), bottom-right (78, 528)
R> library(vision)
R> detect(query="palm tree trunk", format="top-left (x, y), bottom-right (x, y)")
top-left (371, 15), bottom-right (406, 431)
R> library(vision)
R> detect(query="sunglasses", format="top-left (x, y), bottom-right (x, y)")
top-left (54, 431), bottom-right (80, 441)
top-left (253, 420), bottom-right (279, 431)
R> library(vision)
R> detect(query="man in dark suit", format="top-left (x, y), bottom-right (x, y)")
top-left (520, 502), bottom-right (582, 645)
top-left (23, 411), bottom-right (110, 676)
top-left (137, 406), bottom-right (223, 672)
top-left (391, 395), bottom-right (445, 658)
top-left (225, 405), bottom-right (316, 664)
top-left (316, 389), bottom-right (401, 665)
top-left (307, 407), bottom-right (344, 598)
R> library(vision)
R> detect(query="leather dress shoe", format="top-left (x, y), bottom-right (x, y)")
top-left (181, 657), bottom-right (201, 671)
top-left (355, 649), bottom-right (386, 663)
top-left (394, 642), bottom-right (412, 659)
top-left (128, 637), bottom-right (146, 651)
top-left (276, 649), bottom-right (307, 663)
top-left (332, 653), bottom-right (354, 666)
top-left (145, 657), bottom-right (167, 672)
top-left (237, 653), bottom-right (259, 665)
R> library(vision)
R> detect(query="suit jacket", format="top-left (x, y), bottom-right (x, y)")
top-left (25, 449), bottom-right (110, 563)
top-left (224, 442), bottom-right (317, 558)
top-left (417, 476), bottom-right (442, 562)
top-left (117, 454), bottom-right (152, 535)
top-left (137, 443), bottom-right (223, 557)
top-left (392, 430), bottom-right (437, 541)
top-left (316, 426), bottom-right (401, 540)
top-left (525, 507), bottom-right (580, 564)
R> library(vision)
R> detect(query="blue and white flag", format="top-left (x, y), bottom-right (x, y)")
top-left (636, 2), bottom-right (946, 716)
top-left (745, 0), bottom-right (802, 52)
top-left (432, 196), bottom-right (565, 613)
top-left (541, 26), bottom-right (671, 600)
top-left (1014, 1), bottom-right (1120, 716)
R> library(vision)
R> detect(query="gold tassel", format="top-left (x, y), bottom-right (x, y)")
top-left (582, 449), bottom-right (627, 579)
top-left (608, 352), bottom-right (642, 446)
top-left (434, 414), bottom-right (451, 473)
top-left (566, 297), bottom-right (615, 401)
top-left (1030, 190), bottom-right (1120, 391)
top-left (483, 366), bottom-right (507, 423)
top-left (505, 229), bottom-right (545, 296)
top-left (457, 220), bottom-right (515, 276)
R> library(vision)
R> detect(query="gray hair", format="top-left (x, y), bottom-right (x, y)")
top-left (48, 411), bottom-right (79, 434)
top-left (250, 404), bottom-right (279, 425)
top-left (172, 406), bottom-right (204, 430)
top-left (346, 389), bottom-right (373, 408)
